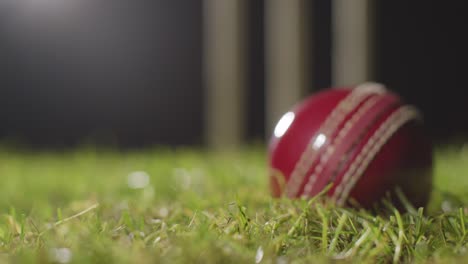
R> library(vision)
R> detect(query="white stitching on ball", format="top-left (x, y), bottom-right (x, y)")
top-left (333, 106), bottom-right (421, 205)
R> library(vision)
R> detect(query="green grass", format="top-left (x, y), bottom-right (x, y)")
top-left (1, 145), bottom-right (468, 263)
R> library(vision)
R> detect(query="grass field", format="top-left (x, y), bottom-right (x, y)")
top-left (1, 145), bottom-right (468, 263)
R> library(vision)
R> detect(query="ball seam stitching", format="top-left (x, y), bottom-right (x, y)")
top-left (301, 95), bottom-right (381, 197)
top-left (333, 106), bottom-right (421, 205)
top-left (285, 83), bottom-right (386, 198)
top-left (284, 89), bottom-right (368, 197)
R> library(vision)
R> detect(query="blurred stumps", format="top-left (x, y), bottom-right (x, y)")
top-left (203, 0), bottom-right (376, 147)
top-left (265, 0), bottom-right (310, 136)
top-left (332, 0), bottom-right (374, 86)
top-left (203, 0), bottom-right (247, 149)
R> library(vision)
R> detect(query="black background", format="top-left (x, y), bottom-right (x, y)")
top-left (0, 0), bottom-right (203, 148)
top-left (375, 1), bottom-right (468, 141)
top-left (0, 1), bottom-right (466, 148)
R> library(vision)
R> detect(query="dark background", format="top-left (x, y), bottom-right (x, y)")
top-left (375, 2), bottom-right (468, 141)
top-left (0, 0), bottom-right (203, 148)
top-left (0, 1), bottom-right (466, 148)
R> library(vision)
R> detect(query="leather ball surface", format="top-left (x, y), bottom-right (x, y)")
top-left (268, 83), bottom-right (432, 208)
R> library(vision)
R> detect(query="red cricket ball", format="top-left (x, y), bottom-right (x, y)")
top-left (268, 83), bottom-right (432, 208)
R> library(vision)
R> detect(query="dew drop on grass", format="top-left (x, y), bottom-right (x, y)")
top-left (158, 207), bottom-right (169, 218)
top-left (49, 248), bottom-right (72, 264)
top-left (150, 219), bottom-right (163, 224)
top-left (255, 246), bottom-right (264, 263)
top-left (153, 236), bottom-right (161, 245)
top-left (442, 200), bottom-right (454, 213)
top-left (127, 171), bottom-right (150, 189)
top-left (173, 168), bottom-right (192, 190)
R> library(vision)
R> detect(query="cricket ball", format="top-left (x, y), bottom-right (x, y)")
top-left (268, 83), bottom-right (432, 208)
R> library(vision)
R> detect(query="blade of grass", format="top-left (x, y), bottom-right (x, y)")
top-left (39, 203), bottom-right (100, 236)
top-left (328, 212), bottom-right (348, 254)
